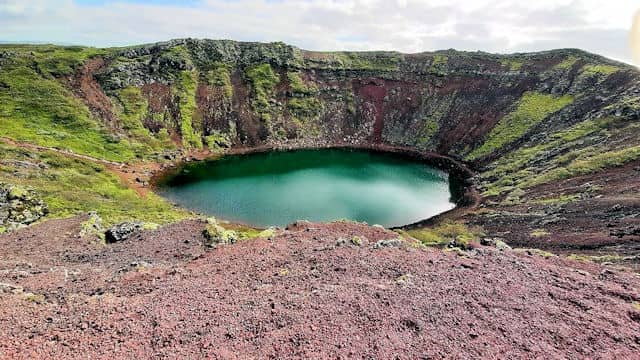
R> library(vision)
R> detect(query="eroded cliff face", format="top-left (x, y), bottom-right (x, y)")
top-left (87, 39), bottom-right (639, 165)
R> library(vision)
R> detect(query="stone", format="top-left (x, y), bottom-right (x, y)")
top-left (373, 238), bottom-right (403, 249)
top-left (105, 222), bottom-right (144, 243)
top-left (202, 218), bottom-right (237, 248)
top-left (0, 183), bottom-right (48, 229)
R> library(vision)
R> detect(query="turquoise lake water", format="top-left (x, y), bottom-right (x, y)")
top-left (158, 149), bottom-right (455, 227)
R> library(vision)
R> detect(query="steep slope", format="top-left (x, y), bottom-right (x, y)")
top-left (1, 39), bottom-right (639, 262)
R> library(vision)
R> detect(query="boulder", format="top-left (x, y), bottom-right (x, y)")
top-left (105, 222), bottom-right (144, 243)
top-left (202, 218), bottom-right (237, 248)
top-left (0, 183), bottom-right (48, 230)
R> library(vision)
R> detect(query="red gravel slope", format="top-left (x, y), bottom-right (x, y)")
top-left (1, 216), bottom-right (639, 359)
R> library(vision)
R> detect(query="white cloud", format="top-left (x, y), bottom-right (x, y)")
top-left (0, 0), bottom-right (636, 63)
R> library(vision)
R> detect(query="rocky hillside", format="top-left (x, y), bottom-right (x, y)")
top-left (0, 39), bottom-right (639, 258)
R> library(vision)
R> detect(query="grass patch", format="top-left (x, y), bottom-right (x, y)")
top-left (204, 62), bottom-right (233, 98)
top-left (554, 56), bottom-right (578, 70)
top-left (175, 70), bottom-right (202, 148)
top-left (581, 64), bottom-right (620, 77)
top-left (525, 145), bottom-right (640, 187)
top-left (0, 46), bottom-right (149, 162)
top-left (468, 92), bottom-right (573, 160)
top-left (404, 221), bottom-right (480, 247)
top-left (500, 58), bottom-right (523, 71)
top-left (287, 71), bottom-right (317, 96)
top-left (114, 86), bottom-right (175, 153)
top-left (306, 52), bottom-right (401, 71)
top-left (530, 229), bottom-right (550, 238)
top-left (246, 63), bottom-right (280, 121)
top-left (0, 143), bottom-right (189, 226)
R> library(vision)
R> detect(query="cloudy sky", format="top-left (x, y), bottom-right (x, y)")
top-left (0, 0), bottom-right (637, 63)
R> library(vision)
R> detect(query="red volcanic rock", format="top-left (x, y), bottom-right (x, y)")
top-left (0, 216), bottom-right (639, 358)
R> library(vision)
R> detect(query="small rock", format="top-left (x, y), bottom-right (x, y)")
top-left (480, 238), bottom-right (496, 246)
top-left (105, 222), bottom-right (144, 243)
top-left (373, 238), bottom-right (403, 249)
top-left (495, 239), bottom-right (512, 251)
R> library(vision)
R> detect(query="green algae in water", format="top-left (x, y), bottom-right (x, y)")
top-left (159, 149), bottom-right (456, 227)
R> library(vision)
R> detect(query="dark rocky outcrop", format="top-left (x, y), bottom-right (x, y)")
top-left (104, 221), bottom-right (144, 243)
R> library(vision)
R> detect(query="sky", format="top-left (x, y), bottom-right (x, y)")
top-left (0, 0), bottom-right (638, 63)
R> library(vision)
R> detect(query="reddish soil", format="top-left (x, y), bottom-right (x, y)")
top-left (67, 58), bottom-right (117, 126)
top-left (470, 160), bottom-right (640, 269)
top-left (1, 216), bottom-right (639, 359)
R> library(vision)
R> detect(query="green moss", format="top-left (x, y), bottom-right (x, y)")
top-left (500, 58), bottom-right (523, 71)
top-left (176, 70), bottom-right (202, 148)
top-left (530, 229), bottom-right (550, 238)
top-left (418, 119), bottom-right (439, 145)
top-left (405, 221), bottom-right (480, 247)
top-left (581, 64), bottom-right (619, 77)
top-left (204, 130), bottom-right (232, 152)
top-left (287, 71), bottom-right (317, 96)
top-left (467, 92), bottom-right (574, 160)
top-left (432, 54), bottom-right (448, 66)
top-left (554, 56), bottom-right (578, 70)
top-left (0, 143), bottom-right (189, 226)
top-left (526, 145), bottom-right (640, 187)
top-left (480, 117), bottom-right (618, 196)
top-left (308, 52), bottom-right (401, 71)
top-left (531, 194), bottom-right (580, 205)
top-left (204, 63), bottom-right (233, 98)
top-left (288, 97), bottom-right (322, 118)
top-left (23, 292), bottom-right (46, 304)
top-left (114, 86), bottom-right (175, 153)
top-left (246, 63), bottom-right (280, 121)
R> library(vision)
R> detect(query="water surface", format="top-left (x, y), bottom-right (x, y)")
top-left (158, 149), bottom-right (455, 227)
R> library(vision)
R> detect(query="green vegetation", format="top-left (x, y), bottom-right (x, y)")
top-left (467, 92), bottom-right (574, 160)
top-left (287, 71), bottom-right (318, 96)
top-left (530, 229), bottom-right (550, 238)
top-left (531, 194), bottom-right (581, 205)
top-left (581, 64), bottom-right (619, 77)
top-left (114, 86), bottom-right (175, 152)
top-left (432, 54), bottom-right (448, 66)
top-left (176, 70), bottom-right (202, 148)
top-left (0, 45), bottom-right (150, 162)
top-left (0, 143), bottom-right (189, 226)
top-left (288, 97), bottom-right (322, 118)
top-left (285, 71), bottom-right (323, 136)
top-left (204, 63), bottom-right (233, 98)
top-left (480, 116), bottom-right (637, 197)
top-left (203, 217), bottom-right (237, 247)
top-left (554, 56), bottom-right (578, 70)
top-left (403, 221), bottom-right (481, 247)
top-left (245, 63), bottom-right (280, 121)
top-left (306, 52), bottom-right (401, 71)
top-left (204, 130), bottom-right (232, 152)
top-left (500, 58), bottom-right (523, 71)
top-left (525, 145), bottom-right (640, 187)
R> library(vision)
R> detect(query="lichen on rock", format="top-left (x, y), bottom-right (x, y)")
top-left (0, 183), bottom-right (48, 232)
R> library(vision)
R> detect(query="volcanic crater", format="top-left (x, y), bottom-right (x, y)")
top-left (0, 39), bottom-right (639, 358)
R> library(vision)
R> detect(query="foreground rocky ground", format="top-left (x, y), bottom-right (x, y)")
top-left (1, 216), bottom-right (639, 359)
